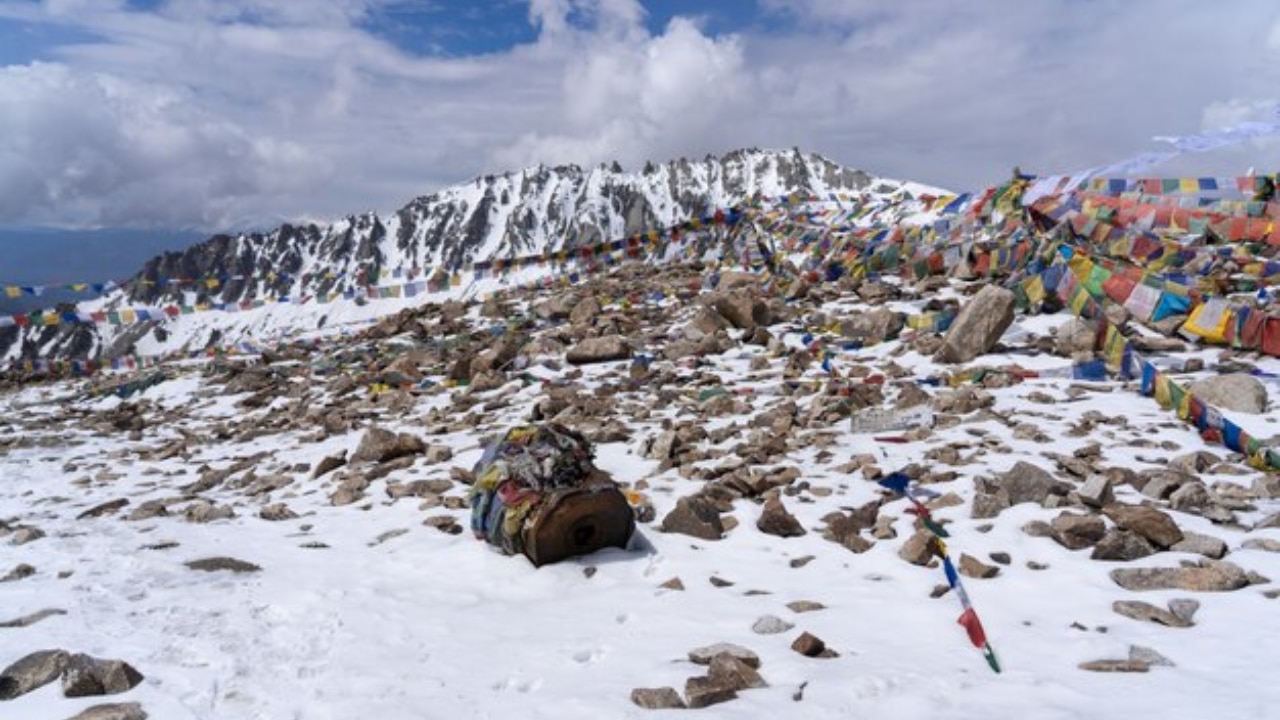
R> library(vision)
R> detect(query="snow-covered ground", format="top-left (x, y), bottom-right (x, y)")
top-left (3, 270), bottom-right (1280, 720)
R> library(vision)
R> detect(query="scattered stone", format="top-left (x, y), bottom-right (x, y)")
top-left (184, 557), bottom-right (262, 573)
top-left (661, 495), bottom-right (724, 541)
top-left (786, 600), bottom-right (825, 614)
top-left (708, 652), bottom-right (767, 691)
top-left (351, 427), bottom-right (425, 464)
top-left (757, 495), bottom-right (806, 538)
top-left (1078, 475), bottom-right (1115, 508)
top-left (1188, 374), bottom-right (1268, 414)
top-left (1112, 601), bottom-right (1193, 628)
top-left (1050, 513), bottom-right (1107, 550)
top-left (11, 527), bottom-right (45, 545)
top-left (1170, 532), bottom-right (1228, 560)
top-left (1, 563), bottom-right (35, 583)
top-left (425, 444), bottom-right (453, 464)
top-left (184, 500), bottom-right (235, 523)
top-left (934, 285), bottom-right (1016, 364)
top-left (688, 643), bottom-right (760, 669)
top-left (630, 687), bottom-right (685, 710)
top-left (992, 461), bottom-right (1072, 506)
top-left (76, 498), bottom-right (130, 520)
top-left (660, 577), bottom-right (685, 591)
top-left (259, 503), bottom-right (299, 521)
top-left (989, 552), bottom-right (1012, 565)
top-left (0, 608), bottom-right (67, 628)
top-left (752, 615), bottom-right (795, 635)
top-left (790, 631), bottom-right (837, 658)
top-left (311, 452), bottom-right (347, 479)
top-left (1090, 529), bottom-right (1157, 562)
top-left (1129, 645), bottom-right (1175, 668)
top-left (64, 703), bottom-right (149, 720)
top-left (0, 649), bottom-right (69, 700)
top-left (61, 654), bottom-right (145, 697)
top-left (566, 335), bottom-right (633, 365)
top-left (684, 675), bottom-right (737, 709)
top-left (789, 556), bottom-right (815, 569)
top-left (958, 553), bottom-right (1000, 579)
top-left (1242, 538), bottom-right (1280, 553)
top-left (1079, 659), bottom-right (1149, 673)
top-left (1110, 560), bottom-right (1250, 592)
top-left (898, 530), bottom-right (936, 566)
top-left (1102, 504), bottom-right (1184, 549)
top-left (1168, 598), bottom-right (1200, 624)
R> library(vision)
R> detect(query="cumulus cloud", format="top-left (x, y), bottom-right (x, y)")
top-left (2, 0), bottom-right (1280, 230)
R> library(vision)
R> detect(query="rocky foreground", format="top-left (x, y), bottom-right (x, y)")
top-left (2, 262), bottom-right (1280, 718)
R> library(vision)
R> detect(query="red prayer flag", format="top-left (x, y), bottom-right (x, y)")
top-left (958, 608), bottom-right (988, 648)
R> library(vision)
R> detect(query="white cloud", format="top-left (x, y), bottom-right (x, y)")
top-left (2, 0), bottom-right (1280, 229)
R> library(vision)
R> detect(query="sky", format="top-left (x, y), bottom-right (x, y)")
top-left (3, 0), bottom-right (1280, 233)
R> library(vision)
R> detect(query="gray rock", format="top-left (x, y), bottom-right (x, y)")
top-left (61, 654), bottom-right (145, 697)
top-left (1170, 532), bottom-right (1228, 559)
top-left (1112, 600), bottom-right (1193, 628)
top-left (757, 496), bottom-right (806, 538)
top-left (0, 608), bottom-right (67, 628)
top-left (1054, 317), bottom-right (1098, 357)
top-left (1188, 374), bottom-right (1268, 414)
top-left (934, 285), bottom-right (1016, 364)
top-left (1242, 538), bottom-right (1280, 553)
top-left (752, 615), bottom-right (795, 635)
top-left (1079, 659), bottom-right (1149, 673)
top-left (958, 553), bottom-right (1000, 579)
top-left (184, 557), bottom-right (261, 573)
top-left (1078, 475), bottom-right (1115, 509)
top-left (1091, 530), bottom-right (1157, 561)
top-left (1129, 645), bottom-right (1175, 668)
top-left (688, 643), bottom-right (759, 668)
top-left (1252, 512), bottom-right (1280, 531)
top-left (1102, 504), bottom-right (1184, 549)
top-left (971, 492), bottom-right (1009, 519)
top-left (684, 676), bottom-right (737, 709)
top-left (786, 601), bottom-right (825, 614)
top-left (63, 702), bottom-right (149, 720)
top-left (1110, 560), bottom-right (1250, 592)
top-left (661, 496), bottom-right (724, 541)
top-left (566, 335), bottom-right (632, 365)
top-left (311, 452), bottom-right (346, 479)
top-left (76, 499), bottom-right (130, 520)
top-left (711, 290), bottom-right (772, 332)
top-left (708, 652), bottom-right (767, 691)
top-left (0, 563), bottom-right (35, 583)
top-left (630, 686), bottom-right (685, 710)
top-left (1050, 513), bottom-right (1107, 550)
top-left (1138, 468), bottom-right (1195, 500)
top-left (351, 427), bottom-right (425, 464)
top-left (11, 527), bottom-right (45, 545)
top-left (1168, 598), bottom-right (1201, 624)
top-left (0, 649), bottom-right (69, 700)
top-left (994, 462), bottom-right (1072, 506)
top-left (839, 308), bottom-right (906, 344)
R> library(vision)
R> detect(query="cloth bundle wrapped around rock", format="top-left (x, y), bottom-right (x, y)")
top-left (469, 423), bottom-right (635, 566)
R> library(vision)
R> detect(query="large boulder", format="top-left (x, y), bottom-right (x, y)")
top-left (1053, 317), bottom-right (1098, 357)
top-left (1110, 560), bottom-right (1250, 592)
top-left (710, 290), bottom-right (772, 332)
top-left (566, 335), bottom-right (632, 365)
top-left (1188, 374), bottom-right (1268, 414)
top-left (839, 308), bottom-right (906, 344)
top-left (0, 649), bottom-right (69, 700)
top-left (934, 285), bottom-right (1016, 364)
top-left (351, 427), bottom-right (425, 464)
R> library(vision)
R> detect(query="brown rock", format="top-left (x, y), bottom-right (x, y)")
top-left (791, 631), bottom-right (837, 658)
top-left (708, 652), bottom-right (767, 691)
top-left (1110, 560), bottom-right (1250, 592)
top-left (76, 499), bottom-right (130, 520)
top-left (0, 649), bottom-right (70, 700)
top-left (1112, 600), bottom-right (1193, 628)
top-left (934, 285), bottom-right (1016, 364)
top-left (1102, 505), bottom-right (1184, 549)
top-left (566, 335), bottom-right (632, 365)
top-left (1090, 529), bottom-right (1157, 561)
top-left (684, 676), bottom-right (737, 708)
top-left (61, 654), bottom-right (145, 697)
top-left (1050, 513), bottom-right (1107, 550)
top-left (661, 496), bottom-right (724, 541)
top-left (1079, 659), bottom-right (1149, 673)
top-left (184, 557), bottom-right (261, 573)
top-left (898, 530), bottom-right (936, 566)
top-left (63, 702), bottom-right (149, 720)
top-left (630, 687), bottom-right (686, 709)
top-left (351, 427), bottom-right (425, 464)
top-left (958, 553), bottom-right (1000, 579)
top-left (688, 643), bottom-right (760, 668)
top-left (757, 496), bottom-right (806, 538)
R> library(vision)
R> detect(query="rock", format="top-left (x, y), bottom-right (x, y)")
top-left (989, 552), bottom-right (1012, 565)
top-left (1170, 532), bottom-right (1228, 559)
top-left (1112, 600), bottom-right (1193, 628)
top-left (350, 427), bottom-right (425, 464)
top-left (76, 498), bottom-right (130, 520)
top-left (645, 431), bottom-right (679, 461)
top-left (61, 654), bottom-right (145, 697)
top-left (184, 500), bottom-right (234, 524)
top-left (1054, 317), bottom-right (1098, 356)
top-left (569, 296), bottom-right (602, 326)
top-left (63, 703), bottom-right (149, 720)
top-left (660, 577), bottom-right (685, 591)
top-left (786, 601), bottom-right (825, 613)
top-left (1139, 469), bottom-right (1195, 500)
top-left (1168, 598), bottom-right (1201, 624)
top-left (1255, 513), bottom-right (1280, 531)
top-left (312, 452), bottom-right (346, 479)
top-left (1129, 645), bottom-right (1176, 667)
top-left (1091, 530), bottom-right (1157, 561)
top-left (757, 496), bottom-right (806, 538)
top-left (566, 335), bottom-right (632, 365)
top-left (0, 649), bottom-right (70, 700)
top-left (1078, 475), bottom-right (1115, 509)
top-left (1079, 659), bottom-right (1149, 673)
top-left (1, 563), bottom-right (35, 583)
top-left (934, 285), bottom-right (1016, 364)
top-left (1188, 374), bottom-right (1268, 414)
top-left (898, 530), bottom-right (936, 566)
top-left (791, 631), bottom-right (836, 658)
top-left (259, 503), bottom-right (299, 521)
top-left (1102, 505), bottom-right (1184, 549)
top-left (1109, 560), bottom-right (1250, 592)
top-left (1242, 538), bottom-right (1280, 553)
top-left (839, 308), bottom-right (906, 344)
top-left (184, 557), bottom-right (261, 573)
top-left (0, 608), bottom-right (67, 628)
top-left (688, 643), bottom-right (759, 669)
top-left (752, 615), bottom-right (795, 635)
top-left (993, 462), bottom-right (1071, 506)
top-left (958, 553), bottom-right (1000, 579)
top-left (12, 527), bottom-right (45, 545)
top-left (1168, 482), bottom-right (1214, 512)
top-left (425, 444), bottom-right (453, 464)
top-left (684, 676), bottom-right (737, 709)
top-left (1050, 513), bottom-right (1107, 550)
top-left (630, 687), bottom-right (686, 710)
top-left (971, 492), bottom-right (1009, 519)
top-left (711, 290), bottom-right (771, 332)
top-left (708, 652), bottom-right (767, 691)
top-left (661, 496), bottom-right (724, 541)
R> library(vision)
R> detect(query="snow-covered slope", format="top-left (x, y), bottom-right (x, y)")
top-left (1, 148), bottom-right (909, 364)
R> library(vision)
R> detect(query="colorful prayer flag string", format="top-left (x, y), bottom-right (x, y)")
top-left (879, 472), bottom-right (1002, 674)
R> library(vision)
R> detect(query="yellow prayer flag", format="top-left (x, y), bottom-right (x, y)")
top-left (1179, 178), bottom-right (1198, 194)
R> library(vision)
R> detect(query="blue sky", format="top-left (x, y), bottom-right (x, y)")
top-left (2, 0), bottom-right (1280, 233)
